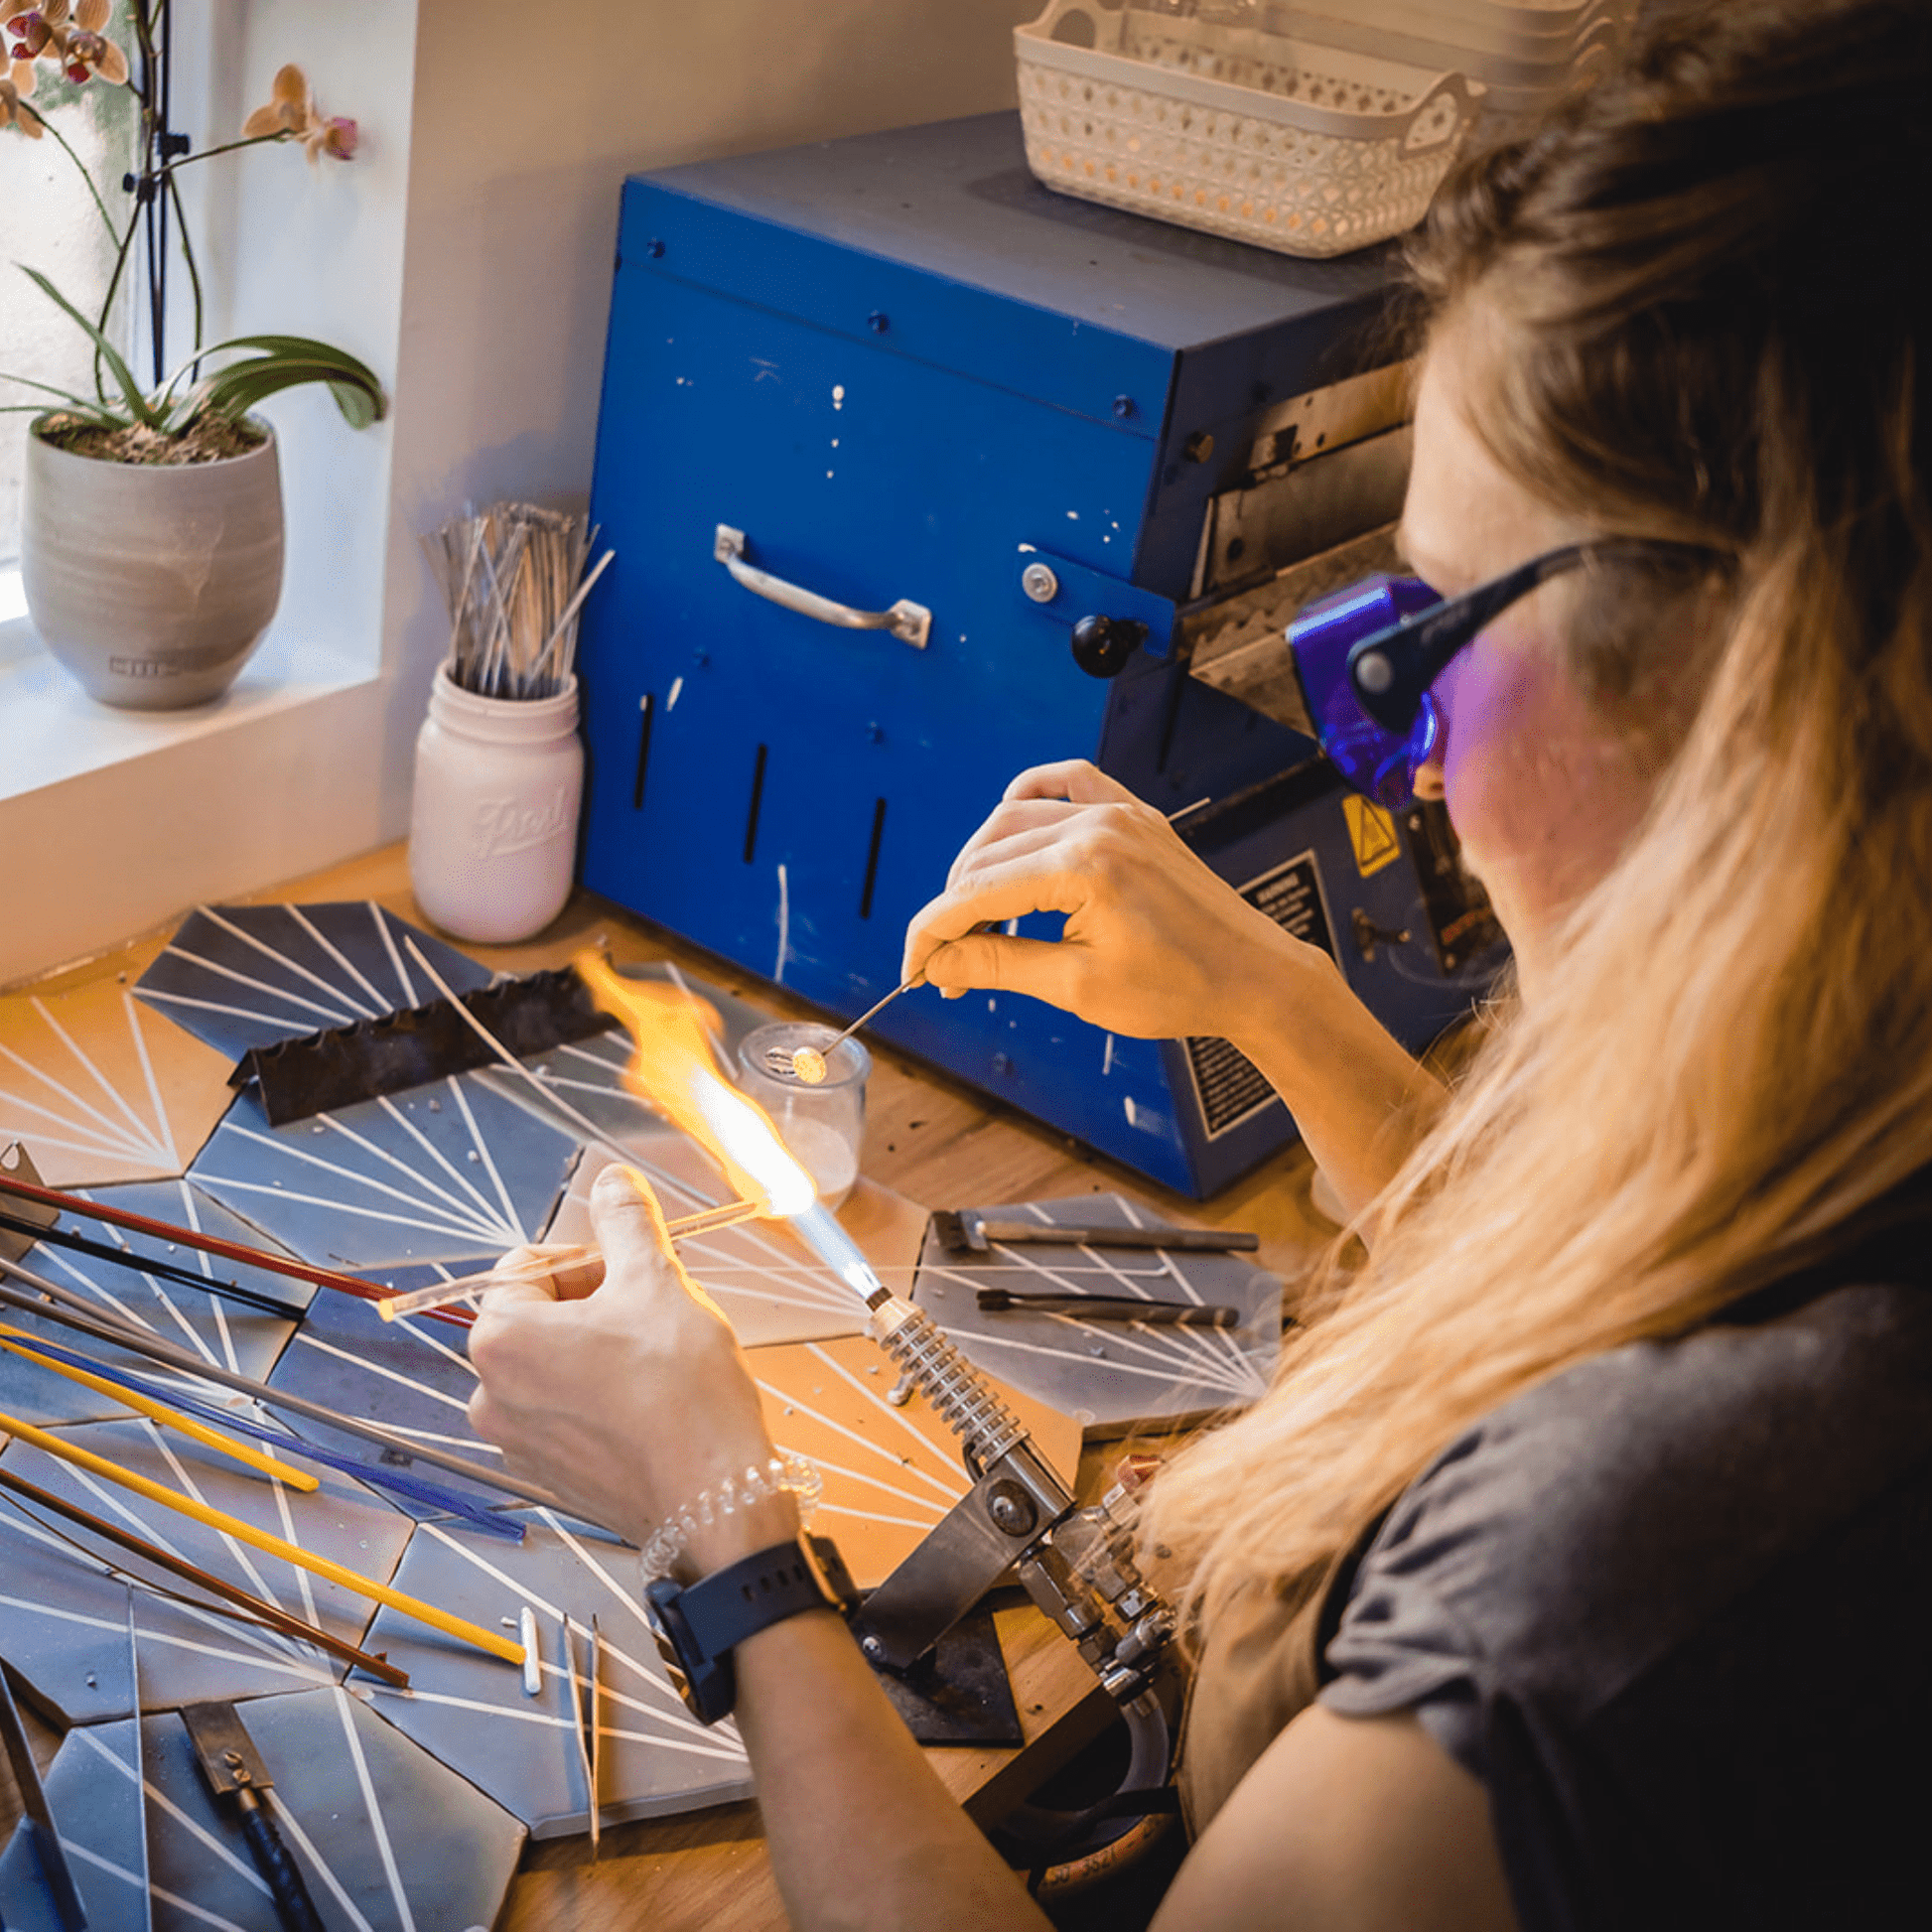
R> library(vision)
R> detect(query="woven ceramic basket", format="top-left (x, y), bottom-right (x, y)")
top-left (1015, 1), bottom-right (1483, 258)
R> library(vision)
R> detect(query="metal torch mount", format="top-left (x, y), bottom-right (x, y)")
top-left (851, 1296), bottom-right (1177, 1718)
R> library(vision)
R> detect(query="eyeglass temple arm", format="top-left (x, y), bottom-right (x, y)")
top-left (1346, 539), bottom-right (1722, 733)
top-left (1347, 544), bottom-right (1594, 732)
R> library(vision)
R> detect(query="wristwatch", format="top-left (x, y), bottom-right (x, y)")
top-left (643, 1534), bottom-right (858, 1725)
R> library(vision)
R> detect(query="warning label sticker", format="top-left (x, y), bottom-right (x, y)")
top-left (1342, 796), bottom-right (1401, 879)
top-left (1182, 850), bottom-right (1336, 1141)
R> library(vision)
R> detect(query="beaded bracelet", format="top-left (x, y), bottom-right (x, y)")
top-left (639, 1452), bottom-right (823, 1582)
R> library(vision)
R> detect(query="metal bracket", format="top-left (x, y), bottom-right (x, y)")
top-left (1, 1664), bottom-right (87, 1931)
top-left (0, 1144), bottom-right (57, 1266)
top-left (852, 1462), bottom-right (1053, 1673)
top-left (1010, 546), bottom-right (1179, 661)
top-left (714, 524), bottom-right (930, 649)
top-left (230, 965), bottom-right (617, 1126)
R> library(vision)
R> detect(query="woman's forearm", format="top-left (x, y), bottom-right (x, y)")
top-left (733, 1610), bottom-right (1048, 1931)
top-left (1224, 939), bottom-right (1448, 1222)
top-left (465, 1173), bottom-right (1049, 1926)
top-left (894, 761), bottom-right (1446, 1220)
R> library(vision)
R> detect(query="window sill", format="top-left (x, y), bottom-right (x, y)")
top-left (0, 594), bottom-right (402, 989)
top-left (0, 610), bottom-right (375, 806)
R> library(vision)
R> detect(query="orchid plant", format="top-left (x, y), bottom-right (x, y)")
top-left (1, 1), bottom-right (385, 464)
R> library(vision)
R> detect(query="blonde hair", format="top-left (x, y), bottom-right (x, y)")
top-left (1143, 0), bottom-right (1932, 1633)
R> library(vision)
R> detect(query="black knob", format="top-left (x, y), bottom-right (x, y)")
top-left (1071, 615), bottom-right (1147, 678)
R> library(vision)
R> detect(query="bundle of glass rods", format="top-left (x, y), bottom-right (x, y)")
top-left (423, 501), bottom-right (614, 700)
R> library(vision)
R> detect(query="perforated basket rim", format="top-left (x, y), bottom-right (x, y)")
top-left (1261, 2), bottom-right (1629, 85)
top-left (1015, 13), bottom-right (1480, 142)
top-left (1359, 0), bottom-right (1621, 27)
top-left (1272, 0), bottom-right (1631, 58)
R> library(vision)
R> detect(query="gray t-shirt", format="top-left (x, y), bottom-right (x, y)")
top-left (1318, 1276), bottom-right (1932, 1932)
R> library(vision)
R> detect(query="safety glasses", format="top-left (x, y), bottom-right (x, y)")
top-left (1287, 539), bottom-right (1713, 810)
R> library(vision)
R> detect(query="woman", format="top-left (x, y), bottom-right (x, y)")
top-left (467, 3), bottom-right (1932, 1923)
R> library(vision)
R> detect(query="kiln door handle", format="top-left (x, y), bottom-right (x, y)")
top-left (714, 524), bottom-right (931, 649)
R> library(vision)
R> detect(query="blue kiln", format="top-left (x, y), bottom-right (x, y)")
top-left (577, 113), bottom-right (1503, 1197)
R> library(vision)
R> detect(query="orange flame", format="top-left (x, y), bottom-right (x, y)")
top-left (573, 952), bottom-right (816, 1218)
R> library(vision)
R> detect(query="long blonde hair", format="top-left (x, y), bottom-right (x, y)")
top-left (1143, 0), bottom-right (1932, 1632)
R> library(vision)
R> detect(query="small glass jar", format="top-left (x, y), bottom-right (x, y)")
top-left (408, 662), bottom-right (584, 943)
top-left (737, 1022), bottom-right (871, 1211)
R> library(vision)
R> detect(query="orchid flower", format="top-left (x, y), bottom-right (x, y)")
top-left (2, 1), bottom-right (128, 87)
top-left (243, 62), bottom-right (357, 166)
top-left (0, 71), bottom-right (40, 135)
top-left (2, 15), bottom-right (385, 441)
top-left (3, 16), bottom-right (34, 98)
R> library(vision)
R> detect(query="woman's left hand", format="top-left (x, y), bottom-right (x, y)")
top-left (466, 1164), bottom-right (795, 1569)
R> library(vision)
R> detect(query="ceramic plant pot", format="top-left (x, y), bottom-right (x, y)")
top-left (21, 418), bottom-right (285, 710)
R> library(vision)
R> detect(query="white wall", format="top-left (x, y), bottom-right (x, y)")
top-left (2, 0), bottom-right (1037, 984)
top-left (373, 0), bottom-right (1042, 828)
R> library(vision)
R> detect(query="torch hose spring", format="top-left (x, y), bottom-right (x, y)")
top-left (876, 1303), bottom-right (1025, 1464)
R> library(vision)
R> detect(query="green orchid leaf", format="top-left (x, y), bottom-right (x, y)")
top-left (210, 334), bottom-right (387, 395)
top-left (324, 378), bottom-right (383, 430)
top-left (190, 335), bottom-right (388, 428)
top-left (0, 369), bottom-right (126, 418)
top-left (186, 358), bottom-right (382, 431)
top-left (2, 403), bottom-right (125, 429)
top-left (19, 266), bottom-right (167, 429)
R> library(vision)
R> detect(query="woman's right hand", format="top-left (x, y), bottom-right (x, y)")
top-left (466, 1165), bottom-right (795, 1574)
top-left (901, 759), bottom-right (1317, 1047)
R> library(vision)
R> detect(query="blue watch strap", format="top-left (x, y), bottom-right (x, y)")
top-left (681, 1538), bottom-right (841, 1657)
top-left (645, 1536), bottom-right (856, 1724)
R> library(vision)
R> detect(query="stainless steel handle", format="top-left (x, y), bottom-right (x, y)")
top-left (714, 524), bottom-right (930, 649)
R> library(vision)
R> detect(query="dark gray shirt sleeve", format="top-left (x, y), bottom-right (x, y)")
top-left (1315, 1283), bottom-right (1932, 1932)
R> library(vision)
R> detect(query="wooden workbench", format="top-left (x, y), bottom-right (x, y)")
top-left (2, 843), bottom-right (1335, 1930)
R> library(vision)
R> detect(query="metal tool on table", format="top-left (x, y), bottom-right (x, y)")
top-left (932, 1208), bottom-right (1258, 1257)
top-left (0, 1150), bottom-right (55, 1268)
top-left (0, 1664), bottom-right (87, 1932)
top-left (229, 963), bottom-right (618, 1127)
top-left (180, 1702), bottom-right (326, 1932)
top-left (121, 1587), bottom-right (151, 1932)
top-left (974, 1287), bottom-right (1239, 1327)
top-left (587, 1618), bottom-right (604, 1857)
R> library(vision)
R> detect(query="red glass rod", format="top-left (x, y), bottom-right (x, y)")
top-left (0, 1169), bottom-right (470, 1326)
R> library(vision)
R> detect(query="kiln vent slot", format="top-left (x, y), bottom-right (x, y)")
top-left (743, 744), bottom-right (769, 863)
top-left (860, 798), bottom-right (888, 919)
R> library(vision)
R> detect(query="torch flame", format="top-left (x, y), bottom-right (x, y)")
top-left (574, 951), bottom-right (817, 1219)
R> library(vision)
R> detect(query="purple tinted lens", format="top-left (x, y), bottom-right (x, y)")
top-left (1288, 574), bottom-right (1442, 807)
